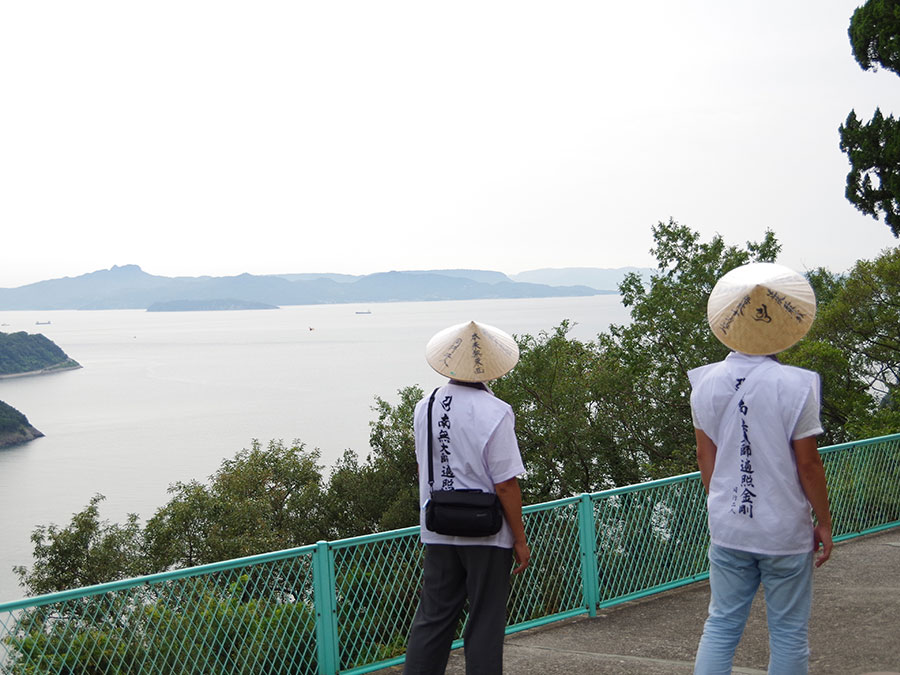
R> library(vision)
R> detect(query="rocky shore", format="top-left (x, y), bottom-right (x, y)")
top-left (0, 425), bottom-right (44, 448)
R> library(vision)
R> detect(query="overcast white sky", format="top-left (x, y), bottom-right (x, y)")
top-left (2, 1), bottom-right (898, 288)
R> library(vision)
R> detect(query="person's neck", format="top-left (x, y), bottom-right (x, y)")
top-left (448, 379), bottom-right (489, 391)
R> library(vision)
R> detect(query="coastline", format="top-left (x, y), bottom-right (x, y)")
top-left (0, 426), bottom-right (44, 448)
top-left (0, 362), bottom-right (82, 381)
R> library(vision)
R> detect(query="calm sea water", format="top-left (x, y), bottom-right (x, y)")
top-left (0, 296), bottom-right (629, 602)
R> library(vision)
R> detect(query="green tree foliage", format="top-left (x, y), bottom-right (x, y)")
top-left (785, 246), bottom-right (900, 441)
top-left (0, 400), bottom-right (32, 435)
top-left (13, 495), bottom-right (146, 596)
top-left (840, 109), bottom-right (900, 236)
top-left (143, 479), bottom-right (223, 570)
top-left (0, 331), bottom-right (79, 375)
top-left (840, 0), bottom-right (900, 237)
top-left (5, 575), bottom-right (319, 674)
top-left (16, 441), bottom-right (329, 596)
top-left (365, 386), bottom-right (422, 531)
top-left (145, 440), bottom-right (327, 571)
top-left (491, 322), bottom-right (642, 501)
top-left (322, 386), bottom-right (423, 537)
top-left (596, 220), bottom-right (780, 478)
top-left (848, 0), bottom-right (900, 73)
top-left (493, 220), bottom-right (781, 495)
top-left (323, 450), bottom-right (390, 538)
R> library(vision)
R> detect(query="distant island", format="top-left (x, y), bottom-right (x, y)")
top-left (0, 331), bottom-right (82, 379)
top-left (0, 331), bottom-right (82, 448)
top-left (147, 299), bottom-right (279, 312)
top-left (0, 265), bottom-right (648, 311)
top-left (0, 400), bottom-right (43, 448)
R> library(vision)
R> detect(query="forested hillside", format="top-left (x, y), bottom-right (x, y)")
top-left (0, 331), bottom-right (78, 448)
top-left (0, 400), bottom-right (43, 447)
top-left (0, 331), bottom-right (81, 376)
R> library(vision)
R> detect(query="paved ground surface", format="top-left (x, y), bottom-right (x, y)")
top-left (374, 528), bottom-right (900, 674)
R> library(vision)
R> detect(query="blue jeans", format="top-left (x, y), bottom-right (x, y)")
top-left (694, 544), bottom-right (814, 675)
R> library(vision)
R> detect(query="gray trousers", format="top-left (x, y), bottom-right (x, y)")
top-left (403, 544), bottom-right (513, 675)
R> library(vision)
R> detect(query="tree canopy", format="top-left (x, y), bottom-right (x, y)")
top-left (13, 495), bottom-right (146, 596)
top-left (840, 0), bottom-right (900, 237)
top-left (848, 0), bottom-right (900, 74)
top-left (785, 246), bottom-right (900, 442)
top-left (144, 439), bottom-right (327, 571)
top-left (595, 221), bottom-right (780, 478)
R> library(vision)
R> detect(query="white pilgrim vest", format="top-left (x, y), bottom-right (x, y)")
top-left (688, 353), bottom-right (822, 555)
top-left (414, 381), bottom-right (525, 548)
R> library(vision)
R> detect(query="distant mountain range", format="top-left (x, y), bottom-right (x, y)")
top-left (0, 265), bottom-right (653, 311)
top-left (510, 267), bottom-right (652, 289)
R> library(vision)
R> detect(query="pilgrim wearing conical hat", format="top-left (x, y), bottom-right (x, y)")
top-left (706, 262), bottom-right (816, 355)
top-left (425, 320), bottom-right (519, 382)
top-left (689, 261), bottom-right (831, 673)
top-left (404, 319), bottom-right (528, 674)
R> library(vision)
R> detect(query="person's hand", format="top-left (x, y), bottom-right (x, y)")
top-left (512, 540), bottom-right (530, 575)
top-left (813, 524), bottom-right (833, 567)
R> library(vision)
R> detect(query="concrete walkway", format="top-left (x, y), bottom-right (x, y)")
top-left (375, 528), bottom-right (900, 674)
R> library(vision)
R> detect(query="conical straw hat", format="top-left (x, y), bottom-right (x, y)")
top-left (425, 321), bottom-right (519, 382)
top-left (707, 262), bottom-right (816, 355)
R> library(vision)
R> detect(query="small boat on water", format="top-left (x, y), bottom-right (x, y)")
top-left (355, 310), bottom-right (372, 315)
top-left (35, 321), bottom-right (51, 325)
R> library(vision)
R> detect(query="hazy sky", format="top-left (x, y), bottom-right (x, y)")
top-left (2, 1), bottom-right (898, 289)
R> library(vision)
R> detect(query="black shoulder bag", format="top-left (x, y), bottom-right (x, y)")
top-left (423, 387), bottom-right (504, 537)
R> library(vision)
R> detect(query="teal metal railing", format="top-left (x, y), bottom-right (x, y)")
top-left (1, 433), bottom-right (898, 674)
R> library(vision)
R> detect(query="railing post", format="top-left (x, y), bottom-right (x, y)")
top-left (313, 540), bottom-right (339, 674)
top-left (577, 493), bottom-right (600, 617)
top-left (853, 443), bottom-right (867, 535)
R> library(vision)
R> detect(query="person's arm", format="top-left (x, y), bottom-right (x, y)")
top-left (695, 428), bottom-right (717, 495)
top-left (494, 477), bottom-right (530, 574)
top-left (792, 435), bottom-right (833, 567)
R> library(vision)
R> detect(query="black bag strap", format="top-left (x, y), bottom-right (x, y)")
top-left (426, 387), bottom-right (439, 495)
